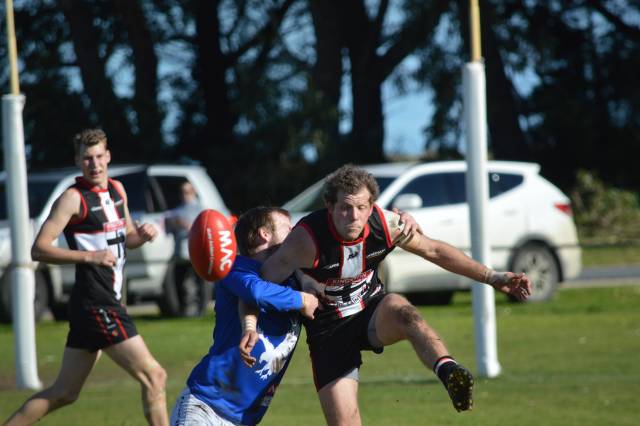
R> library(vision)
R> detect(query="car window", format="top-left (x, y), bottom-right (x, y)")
top-left (489, 173), bottom-right (524, 198)
top-left (393, 171), bottom-right (524, 208)
top-left (0, 180), bottom-right (58, 219)
top-left (116, 171), bottom-right (157, 213)
top-left (393, 173), bottom-right (464, 208)
top-left (154, 176), bottom-right (192, 210)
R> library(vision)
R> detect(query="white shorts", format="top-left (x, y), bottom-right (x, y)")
top-left (171, 387), bottom-right (241, 426)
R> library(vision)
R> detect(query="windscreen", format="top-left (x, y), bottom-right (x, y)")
top-left (0, 180), bottom-right (59, 220)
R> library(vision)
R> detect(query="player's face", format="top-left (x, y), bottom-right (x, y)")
top-left (76, 143), bottom-right (111, 188)
top-left (269, 212), bottom-right (293, 247)
top-left (328, 187), bottom-right (373, 241)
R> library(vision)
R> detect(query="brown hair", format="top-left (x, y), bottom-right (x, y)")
top-left (322, 164), bottom-right (380, 206)
top-left (234, 206), bottom-right (290, 256)
top-left (73, 129), bottom-right (108, 157)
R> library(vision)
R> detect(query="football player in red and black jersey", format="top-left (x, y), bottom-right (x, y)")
top-left (243, 164), bottom-right (532, 425)
top-left (4, 129), bottom-right (168, 426)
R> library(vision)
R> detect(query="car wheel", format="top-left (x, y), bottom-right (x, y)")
top-left (157, 260), bottom-right (212, 317)
top-left (510, 243), bottom-right (560, 303)
top-left (0, 270), bottom-right (49, 323)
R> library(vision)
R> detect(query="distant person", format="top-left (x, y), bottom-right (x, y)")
top-left (170, 206), bottom-right (319, 425)
top-left (165, 180), bottom-right (202, 259)
top-left (3, 129), bottom-right (168, 426)
top-left (243, 164), bottom-right (532, 425)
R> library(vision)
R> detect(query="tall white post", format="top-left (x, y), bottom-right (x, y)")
top-left (463, 63), bottom-right (501, 378)
top-left (3, 94), bottom-right (42, 389)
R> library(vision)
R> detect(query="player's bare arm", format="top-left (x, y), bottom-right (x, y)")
top-left (112, 180), bottom-right (158, 249)
top-left (261, 226), bottom-right (316, 283)
top-left (398, 231), bottom-right (532, 300)
top-left (31, 189), bottom-right (116, 267)
top-left (239, 302), bottom-right (260, 367)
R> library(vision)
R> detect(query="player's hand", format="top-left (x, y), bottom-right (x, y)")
top-left (392, 208), bottom-right (423, 246)
top-left (299, 292), bottom-right (319, 319)
top-left (136, 222), bottom-right (158, 242)
top-left (239, 330), bottom-right (259, 367)
top-left (90, 249), bottom-right (117, 267)
top-left (486, 270), bottom-right (532, 301)
top-left (300, 276), bottom-right (326, 300)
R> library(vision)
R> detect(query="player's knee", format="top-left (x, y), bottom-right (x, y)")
top-left (55, 389), bottom-right (80, 407)
top-left (147, 363), bottom-right (167, 391)
top-left (387, 295), bottom-right (422, 328)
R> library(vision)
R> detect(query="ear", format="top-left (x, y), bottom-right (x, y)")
top-left (105, 149), bottom-right (111, 164)
top-left (257, 226), bottom-right (270, 243)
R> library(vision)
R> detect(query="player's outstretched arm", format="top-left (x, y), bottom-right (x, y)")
top-left (398, 233), bottom-right (532, 299)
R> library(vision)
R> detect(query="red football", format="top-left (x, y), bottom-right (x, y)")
top-left (188, 209), bottom-right (237, 281)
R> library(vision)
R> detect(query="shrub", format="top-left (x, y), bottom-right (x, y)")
top-left (570, 170), bottom-right (640, 244)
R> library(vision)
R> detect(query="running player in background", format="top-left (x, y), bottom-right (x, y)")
top-left (3, 129), bottom-right (168, 426)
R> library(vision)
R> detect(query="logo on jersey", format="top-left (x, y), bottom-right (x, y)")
top-left (255, 320), bottom-right (299, 380)
top-left (366, 249), bottom-right (386, 259)
top-left (347, 250), bottom-right (360, 260)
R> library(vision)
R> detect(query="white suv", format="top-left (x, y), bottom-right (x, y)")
top-left (0, 164), bottom-right (230, 322)
top-left (283, 161), bottom-right (582, 304)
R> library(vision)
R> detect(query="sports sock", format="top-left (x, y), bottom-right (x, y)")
top-left (433, 356), bottom-right (458, 385)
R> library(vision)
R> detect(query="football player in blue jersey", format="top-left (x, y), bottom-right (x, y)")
top-left (170, 206), bottom-right (319, 426)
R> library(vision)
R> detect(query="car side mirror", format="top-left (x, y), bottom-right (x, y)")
top-left (392, 193), bottom-right (423, 210)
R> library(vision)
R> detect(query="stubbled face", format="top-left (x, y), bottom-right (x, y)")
top-left (269, 212), bottom-right (293, 247)
top-left (328, 187), bottom-right (373, 241)
top-left (76, 143), bottom-right (111, 188)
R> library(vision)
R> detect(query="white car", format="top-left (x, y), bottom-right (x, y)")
top-left (283, 161), bottom-right (582, 304)
top-left (0, 164), bottom-right (231, 322)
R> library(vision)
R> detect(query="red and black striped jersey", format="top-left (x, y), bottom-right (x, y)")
top-left (298, 204), bottom-right (396, 334)
top-left (63, 177), bottom-right (127, 306)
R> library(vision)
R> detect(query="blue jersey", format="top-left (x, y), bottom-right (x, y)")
top-left (187, 255), bottom-right (303, 425)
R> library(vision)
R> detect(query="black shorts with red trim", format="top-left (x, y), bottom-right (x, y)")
top-left (66, 303), bottom-right (138, 352)
top-left (307, 293), bottom-right (387, 391)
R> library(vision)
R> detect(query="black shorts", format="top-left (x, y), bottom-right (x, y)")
top-left (66, 303), bottom-right (138, 352)
top-left (307, 293), bottom-right (387, 391)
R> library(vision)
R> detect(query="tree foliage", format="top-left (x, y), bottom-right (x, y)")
top-left (0, 0), bottom-right (638, 210)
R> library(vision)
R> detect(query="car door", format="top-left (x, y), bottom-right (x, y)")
top-left (116, 171), bottom-right (174, 294)
top-left (382, 171), bottom-right (470, 293)
top-left (486, 171), bottom-right (527, 269)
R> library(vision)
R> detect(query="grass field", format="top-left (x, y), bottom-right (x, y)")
top-left (1, 285), bottom-right (639, 425)
top-left (581, 244), bottom-right (640, 267)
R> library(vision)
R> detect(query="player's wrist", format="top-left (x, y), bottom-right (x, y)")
top-left (299, 292), bottom-right (307, 311)
top-left (483, 268), bottom-right (496, 285)
top-left (242, 315), bottom-right (257, 333)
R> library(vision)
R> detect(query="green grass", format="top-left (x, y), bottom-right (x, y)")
top-left (1, 285), bottom-right (639, 425)
top-left (581, 245), bottom-right (640, 267)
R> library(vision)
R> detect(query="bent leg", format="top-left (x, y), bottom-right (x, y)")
top-left (372, 293), bottom-right (449, 369)
top-left (318, 376), bottom-right (361, 426)
top-left (105, 335), bottom-right (168, 426)
top-left (4, 347), bottom-right (100, 426)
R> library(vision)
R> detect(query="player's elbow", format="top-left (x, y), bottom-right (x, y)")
top-left (31, 242), bottom-right (45, 262)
